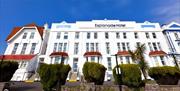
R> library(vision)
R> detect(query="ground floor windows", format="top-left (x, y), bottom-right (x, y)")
top-left (73, 58), bottom-right (78, 72)
top-left (54, 57), bottom-right (61, 64)
top-left (125, 56), bottom-right (130, 64)
top-left (19, 61), bottom-right (28, 68)
top-left (91, 56), bottom-right (95, 62)
top-left (160, 56), bottom-right (166, 66)
top-left (107, 57), bottom-right (112, 71)
top-left (153, 57), bottom-right (159, 66)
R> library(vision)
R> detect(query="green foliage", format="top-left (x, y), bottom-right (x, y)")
top-left (38, 63), bottom-right (71, 91)
top-left (83, 62), bottom-right (107, 85)
top-left (148, 66), bottom-right (180, 85)
top-left (113, 64), bottom-right (142, 87)
top-left (0, 61), bottom-right (18, 82)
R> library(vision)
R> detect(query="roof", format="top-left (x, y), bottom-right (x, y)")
top-left (117, 51), bottom-right (130, 56)
top-left (49, 52), bottom-right (68, 57)
top-left (0, 55), bottom-right (35, 61)
top-left (6, 23), bottom-right (44, 41)
top-left (83, 51), bottom-right (102, 57)
top-left (149, 50), bottom-right (167, 56)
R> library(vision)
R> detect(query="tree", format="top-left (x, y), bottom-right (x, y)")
top-left (128, 44), bottom-right (149, 80)
top-left (38, 63), bottom-right (71, 91)
top-left (83, 62), bottom-right (107, 85)
top-left (0, 61), bottom-right (18, 82)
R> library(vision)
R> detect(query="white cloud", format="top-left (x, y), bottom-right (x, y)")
top-left (151, 0), bottom-right (180, 23)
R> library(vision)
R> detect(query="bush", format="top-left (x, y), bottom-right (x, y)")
top-left (113, 64), bottom-right (142, 87)
top-left (83, 62), bottom-right (107, 85)
top-left (0, 61), bottom-right (18, 82)
top-left (148, 66), bottom-right (180, 85)
top-left (38, 63), bottom-right (71, 91)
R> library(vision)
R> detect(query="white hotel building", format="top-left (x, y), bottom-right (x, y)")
top-left (1, 20), bottom-right (180, 81)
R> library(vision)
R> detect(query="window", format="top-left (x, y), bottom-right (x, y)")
top-left (73, 58), bottom-right (78, 72)
top-left (30, 43), bottom-right (36, 54)
top-left (90, 43), bottom-right (94, 51)
top-left (54, 57), bottom-right (60, 64)
top-left (122, 42), bottom-right (126, 51)
top-left (56, 32), bottom-right (61, 39)
top-left (12, 43), bottom-right (19, 54)
top-left (126, 43), bottom-right (130, 50)
top-left (63, 43), bottom-right (67, 52)
top-left (160, 56), bottom-right (165, 65)
top-left (91, 57), bottom-right (95, 62)
top-left (152, 42), bottom-right (157, 50)
top-left (117, 42), bottom-right (121, 51)
top-left (148, 42), bottom-right (153, 51)
top-left (20, 61), bottom-right (27, 68)
top-left (53, 43), bottom-right (57, 52)
top-left (157, 42), bottom-right (162, 50)
top-left (22, 32), bottom-right (27, 39)
top-left (87, 32), bottom-right (90, 39)
top-left (21, 43), bottom-right (27, 54)
top-left (107, 57), bottom-right (112, 71)
top-left (134, 32), bottom-right (138, 39)
top-left (106, 42), bottom-right (110, 54)
top-left (74, 43), bottom-right (79, 54)
top-left (123, 32), bottom-right (126, 39)
top-left (105, 32), bottom-right (109, 39)
top-left (96, 43), bottom-right (99, 51)
top-left (58, 43), bottom-right (63, 52)
top-left (116, 32), bottom-right (120, 39)
top-left (152, 33), bottom-right (156, 39)
top-left (64, 32), bottom-right (68, 39)
top-left (86, 43), bottom-right (89, 52)
top-left (94, 32), bottom-right (97, 39)
top-left (153, 57), bottom-right (159, 66)
top-left (145, 32), bottom-right (149, 39)
top-left (125, 56), bottom-right (130, 64)
top-left (136, 42), bottom-right (140, 47)
top-left (75, 32), bottom-right (79, 39)
top-left (30, 32), bottom-right (35, 39)
top-left (120, 57), bottom-right (123, 64)
top-left (174, 33), bottom-right (179, 40)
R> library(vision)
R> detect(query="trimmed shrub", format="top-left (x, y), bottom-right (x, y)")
top-left (148, 66), bottom-right (180, 85)
top-left (38, 63), bottom-right (71, 91)
top-left (113, 64), bottom-right (142, 87)
top-left (83, 62), bottom-right (107, 85)
top-left (0, 61), bottom-right (18, 82)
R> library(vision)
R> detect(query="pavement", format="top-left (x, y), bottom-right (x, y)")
top-left (1, 81), bottom-right (114, 91)
top-left (6, 82), bottom-right (43, 91)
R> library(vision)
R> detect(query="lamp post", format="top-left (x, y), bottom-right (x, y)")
top-left (168, 52), bottom-right (180, 69)
top-left (111, 54), bottom-right (121, 91)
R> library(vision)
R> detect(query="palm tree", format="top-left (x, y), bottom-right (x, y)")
top-left (128, 44), bottom-right (149, 80)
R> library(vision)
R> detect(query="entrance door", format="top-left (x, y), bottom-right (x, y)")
top-left (73, 58), bottom-right (78, 72)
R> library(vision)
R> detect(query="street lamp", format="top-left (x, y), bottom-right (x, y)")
top-left (111, 54), bottom-right (121, 91)
top-left (168, 52), bottom-right (180, 69)
top-left (111, 54), bottom-right (121, 75)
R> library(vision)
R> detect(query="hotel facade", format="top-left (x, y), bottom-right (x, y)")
top-left (1, 20), bottom-right (180, 81)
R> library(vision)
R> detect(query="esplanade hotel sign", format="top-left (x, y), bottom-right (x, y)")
top-left (95, 24), bottom-right (126, 28)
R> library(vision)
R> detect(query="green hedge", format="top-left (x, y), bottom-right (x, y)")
top-left (38, 63), bottom-right (71, 91)
top-left (83, 62), bottom-right (107, 85)
top-left (148, 66), bottom-right (180, 85)
top-left (113, 64), bottom-right (142, 87)
top-left (0, 61), bottom-right (18, 82)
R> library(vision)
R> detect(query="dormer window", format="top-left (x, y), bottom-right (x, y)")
top-left (30, 32), bottom-right (35, 39)
top-left (22, 32), bottom-right (27, 39)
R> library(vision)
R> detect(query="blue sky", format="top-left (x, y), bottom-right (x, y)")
top-left (0, 0), bottom-right (180, 54)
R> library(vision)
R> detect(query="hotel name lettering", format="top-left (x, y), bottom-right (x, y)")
top-left (95, 24), bottom-right (126, 28)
